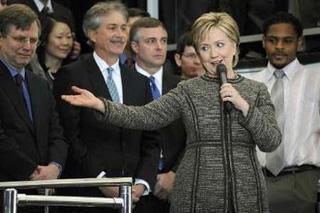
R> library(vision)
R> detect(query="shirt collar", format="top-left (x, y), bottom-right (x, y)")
top-left (93, 51), bottom-right (121, 76)
top-left (0, 59), bottom-right (26, 79)
top-left (266, 58), bottom-right (299, 81)
top-left (135, 63), bottom-right (163, 83)
top-left (34, 0), bottom-right (53, 13)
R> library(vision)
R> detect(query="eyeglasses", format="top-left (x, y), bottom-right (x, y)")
top-left (7, 35), bottom-right (40, 47)
top-left (182, 53), bottom-right (199, 60)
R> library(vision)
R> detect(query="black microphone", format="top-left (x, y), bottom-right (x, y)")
top-left (217, 64), bottom-right (233, 113)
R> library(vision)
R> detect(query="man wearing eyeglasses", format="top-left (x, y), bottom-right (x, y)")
top-left (174, 32), bottom-right (204, 80)
top-left (0, 5), bottom-right (68, 213)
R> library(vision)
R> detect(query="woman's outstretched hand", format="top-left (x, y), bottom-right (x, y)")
top-left (61, 86), bottom-right (105, 113)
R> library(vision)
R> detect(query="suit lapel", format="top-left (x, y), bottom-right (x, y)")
top-left (121, 65), bottom-right (135, 105)
top-left (27, 71), bottom-right (40, 134)
top-left (86, 55), bottom-right (113, 100)
top-left (0, 62), bottom-right (34, 132)
top-left (162, 68), bottom-right (179, 95)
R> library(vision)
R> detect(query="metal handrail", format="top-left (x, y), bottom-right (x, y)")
top-left (1, 178), bottom-right (133, 213)
top-left (0, 177), bottom-right (132, 189)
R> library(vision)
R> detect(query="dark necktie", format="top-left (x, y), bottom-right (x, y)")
top-left (149, 76), bottom-right (160, 100)
top-left (149, 76), bottom-right (164, 171)
top-left (106, 67), bottom-right (120, 102)
top-left (15, 74), bottom-right (33, 122)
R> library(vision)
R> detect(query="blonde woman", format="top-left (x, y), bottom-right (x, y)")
top-left (62, 12), bottom-right (281, 213)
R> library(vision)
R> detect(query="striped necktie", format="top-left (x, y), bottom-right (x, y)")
top-left (106, 67), bottom-right (120, 102)
top-left (149, 76), bottom-right (160, 100)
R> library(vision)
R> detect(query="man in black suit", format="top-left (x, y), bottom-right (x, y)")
top-left (0, 4), bottom-right (68, 213)
top-left (128, 17), bottom-right (186, 213)
top-left (53, 2), bottom-right (159, 213)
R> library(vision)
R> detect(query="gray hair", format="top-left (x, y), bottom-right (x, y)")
top-left (83, 1), bottom-right (128, 41)
top-left (0, 4), bottom-right (40, 37)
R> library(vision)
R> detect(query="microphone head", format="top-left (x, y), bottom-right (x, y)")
top-left (217, 63), bottom-right (227, 74)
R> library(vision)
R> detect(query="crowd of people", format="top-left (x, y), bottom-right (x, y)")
top-left (0, 1), bottom-right (319, 213)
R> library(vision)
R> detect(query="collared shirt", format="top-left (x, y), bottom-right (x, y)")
top-left (244, 58), bottom-right (320, 168)
top-left (33, 0), bottom-right (53, 13)
top-left (93, 52), bottom-right (123, 103)
top-left (93, 52), bottom-right (150, 195)
top-left (135, 63), bottom-right (163, 94)
top-left (0, 58), bottom-right (63, 175)
top-left (1, 59), bottom-right (27, 79)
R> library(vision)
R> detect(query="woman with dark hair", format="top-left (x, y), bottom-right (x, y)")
top-left (30, 15), bottom-right (73, 88)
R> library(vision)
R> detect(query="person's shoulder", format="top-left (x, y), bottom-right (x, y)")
top-left (62, 54), bottom-right (92, 70)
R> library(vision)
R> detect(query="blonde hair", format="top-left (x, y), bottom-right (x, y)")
top-left (191, 12), bottom-right (240, 67)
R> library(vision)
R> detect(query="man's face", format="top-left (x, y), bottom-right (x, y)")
top-left (131, 26), bottom-right (168, 71)
top-left (175, 45), bottom-right (204, 79)
top-left (0, 21), bottom-right (39, 69)
top-left (89, 11), bottom-right (127, 60)
top-left (263, 23), bottom-right (302, 69)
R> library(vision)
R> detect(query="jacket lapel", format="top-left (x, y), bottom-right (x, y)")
top-left (86, 55), bottom-right (113, 100)
top-left (0, 62), bottom-right (34, 132)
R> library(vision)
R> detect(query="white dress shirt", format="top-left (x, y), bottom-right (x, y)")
top-left (93, 52), bottom-right (123, 103)
top-left (244, 58), bottom-right (320, 173)
top-left (93, 52), bottom-right (150, 194)
top-left (33, 0), bottom-right (54, 13)
top-left (135, 63), bottom-right (163, 94)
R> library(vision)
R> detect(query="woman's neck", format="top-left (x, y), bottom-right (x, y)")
top-left (45, 53), bottom-right (62, 74)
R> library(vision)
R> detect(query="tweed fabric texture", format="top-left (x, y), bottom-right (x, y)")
top-left (101, 74), bottom-right (281, 213)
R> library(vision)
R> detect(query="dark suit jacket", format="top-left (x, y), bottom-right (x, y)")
top-left (8, 0), bottom-right (75, 31)
top-left (134, 64), bottom-right (186, 173)
top-left (0, 60), bottom-right (68, 181)
top-left (53, 54), bottom-right (159, 196)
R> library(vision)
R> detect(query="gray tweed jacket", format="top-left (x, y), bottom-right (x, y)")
top-left (100, 74), bottom-right (281, 213)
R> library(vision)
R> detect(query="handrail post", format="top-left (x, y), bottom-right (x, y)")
top-left (120, 185), bottom-right (131, 213)
top-left (3, 189), bottom-right (17, 213)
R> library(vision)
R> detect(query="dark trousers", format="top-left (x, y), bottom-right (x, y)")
top-left (265, 167), bottom-right (320, 213)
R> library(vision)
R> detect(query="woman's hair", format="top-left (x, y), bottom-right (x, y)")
top-left (37, 15), bottom-right (73, 68)
top-left (190, 12), bottom-right (240, 67)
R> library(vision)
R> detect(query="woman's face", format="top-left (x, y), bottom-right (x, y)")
top-left (197, 27), bottom-right (236, 76)
top-left (46, 22), bottom-right (73, 60)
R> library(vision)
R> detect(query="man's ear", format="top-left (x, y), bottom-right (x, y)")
top-left (262, 36), bottom-right (266, 49)
top-left (87, 30), bottom-right (97, 44)
top-left (297, 36), bottom-right (304, 50)
top-left (130, 41), bottom-right (139, 54)
top-left (174, 53), bottom-right (182, 67)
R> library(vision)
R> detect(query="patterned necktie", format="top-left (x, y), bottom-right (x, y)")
top-left (149, 76), bottom-right (160, 100)
top-left (106, 67), bottom-right (120, 103)
top-left (266, 69), bottom-right (285, 175)
top-left (15, 74), bottom-right (33, 122)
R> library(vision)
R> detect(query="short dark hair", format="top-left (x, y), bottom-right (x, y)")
top-left (176, 32), bottom-right (194, 55)
top-left (128, 8), bottom-right (150, 18)
top-left (0, 4), bottom-right (40, 37)
top-left (129, 17), bottom-right (165, 43)
top-left (262, 12), bottom-right (303, 38)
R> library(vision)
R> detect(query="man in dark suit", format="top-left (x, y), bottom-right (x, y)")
top-left (128, 17), bottom-right (186, 213)
top-left (0, 4), bottom-right (68, 213)
top-left (53, 2), bottom-right (159, 213)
